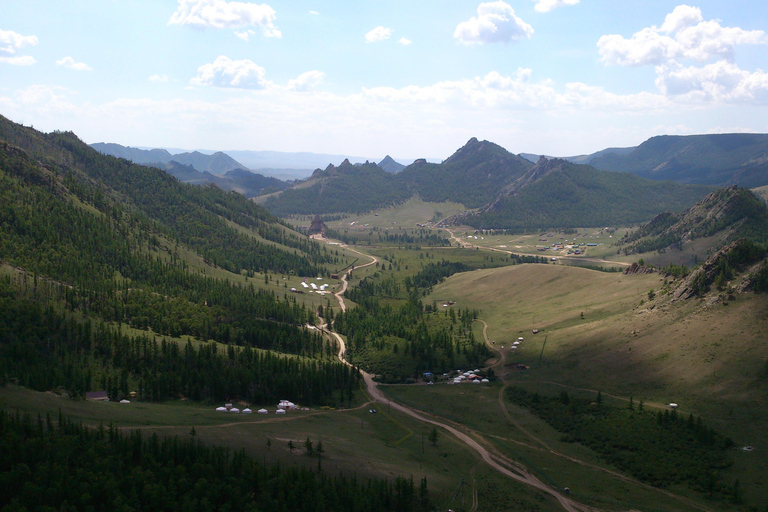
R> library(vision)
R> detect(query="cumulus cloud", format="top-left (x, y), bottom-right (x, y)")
top-left (309, 10), bottom-right (319, 15)
top-left (365, 26), bottom-right (392, 43)
top-left (361, 69), bottom-right (667, 113)
top-left (190, 55), bottom-right (272, 89)
top-left (0, 55), bottom-right (36, 66)
top-left (149, 74), bottom-right (169, 83)
top-left (454, 1), bottom-right (533, 45)
top-left (235, 29), bottom-right (256, 41)
top-left (598, 5), bottom-right (767, 66)
top-left (0, 29), bottom-right (37, 65)
top-left (532, 0), bottom-right (579, 13)
top-left (399, 37), bottom-right (412, 46)
top-left (56, 56), bottom-right (93, 71)
top-left (0, 28), bottom-right (38, 54)
top-left (169, 0), bottom-right (281, 37)
top-left (597, 5), bottom-right (768, 105)
top-left (656, 60), bottom-right (768, 103)
top-left (287, 70), bottom-right (325, 91)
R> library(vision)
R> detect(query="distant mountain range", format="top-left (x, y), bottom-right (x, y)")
top-left (92, 143), bottom-right (417, 178)
top-left (91, 143), bottom-right (247, 174)
top-left (522, 133), bottom-right (768, 189)
top-left (261, 138), bottom-right (714, 229)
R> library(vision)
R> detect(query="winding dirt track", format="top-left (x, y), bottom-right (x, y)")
top-left (325, 242), bottom-right (596, 512)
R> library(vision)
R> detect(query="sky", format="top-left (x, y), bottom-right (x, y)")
top-left (2, 0), bottom-right (768, 161)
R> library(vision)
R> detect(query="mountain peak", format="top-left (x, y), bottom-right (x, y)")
top-left (443, 137), bottom-right (509, 165)
top-left (378, 155), bottom-right (405, 173)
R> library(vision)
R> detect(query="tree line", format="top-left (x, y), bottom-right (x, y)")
top-left (0, 409), bottom-right (429, 512)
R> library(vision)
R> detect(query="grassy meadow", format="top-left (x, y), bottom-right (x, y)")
top-left (426, 262), bottom-right (768, 508)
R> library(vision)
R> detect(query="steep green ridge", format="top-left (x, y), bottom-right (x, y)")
top-left (589, 133), bottom-right (768, 188)
top-left (159, 162), bottom-right (289, 198)
top-left (262, 159), bottom-right (412, 216)
top-left (618, 186), bottom-right (768, 255)
top-left (463, 157), bottom-right (713, 230)
top-left (264, 138), bottom-right (717, 229)
top-left (397, 137), bottom-right (532, 208)
top-left (0, 116), bottom-right (326, 276)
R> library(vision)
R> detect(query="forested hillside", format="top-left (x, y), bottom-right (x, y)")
top-left (396, 138), bottom-right (532, 208)
top-left (262, 160), bottom-right (412, 216)
top-left (0, 115), bottom-right (355, 405)
top-left (0, 410), bottom-right (427, 512)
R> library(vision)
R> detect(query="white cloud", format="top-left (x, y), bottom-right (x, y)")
top-left (366, 26), bottom-right (392, 43)
top-left (0, 28), bottom-right (38, 54)
top-left (56, 56), bottom-right (93, 71)
top-left (454, 2), bottom-right (533, 45)
top-left (532, 0), bottom-right (579, 13)
top-left (598, 5), bottom-right (768, 66)
top-left (9, 85), bottom-right (77, 116)
top-left (399, 37), bottom-right (412, 46)
top-left (235, 29), bottom-right (256, 41)
top-left (169, 0), bottom-right (281, 37)
top-left (149, 74), bottom-right (169, 83)
top-left (656, 60), bottom-right (768, 104)
top-left (309, 10), bottom-right (319, 15)
top-left (0, 55), bottom-right (36, 66)
top-left (190, 55), bottom-right (271, 89)
top-left (287, 70), bottom-right (325, 91)
top-left (361, 69), bottom-right (667, 113)
top-left (597, 5), bottom-right (768, 105)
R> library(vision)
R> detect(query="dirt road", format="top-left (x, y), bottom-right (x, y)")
top-left (326, 245), bottom-right (595, 512)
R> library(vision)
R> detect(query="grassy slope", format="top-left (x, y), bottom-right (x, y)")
top-left (427, 263), bottom-right (768, 507)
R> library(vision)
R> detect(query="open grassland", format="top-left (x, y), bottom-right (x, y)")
top-left (446, 227), bottom-right (632, 263)
top-left (0, 384), bottom-right (563, 512)
top-left (427, 262), bottom-right (768, 508)
top-left (289, 196), bottom-right (467, 232)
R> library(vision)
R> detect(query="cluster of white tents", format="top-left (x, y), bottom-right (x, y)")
top-left (510, 337), bottom-right (524, 352)
top-left (216, 406), bottom-right (253, 414)
top-left (215, 399), bottom-right (300, 414)
top-left (300, 278), bottom-right (330, 295)
top-left (451, 369), bottom-right (490, 385)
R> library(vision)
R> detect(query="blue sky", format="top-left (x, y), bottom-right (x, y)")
top-left (2, 0), bottom-right (768, 161)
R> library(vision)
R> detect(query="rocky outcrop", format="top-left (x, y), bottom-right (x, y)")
top-left (624, 263), bottom-right (656, 275)
top-left (308, 215), bottom-right (327, 235)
